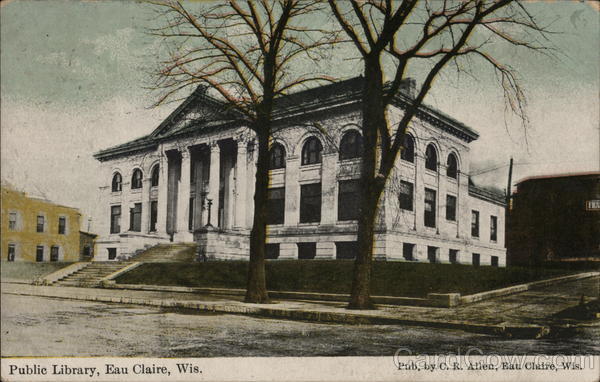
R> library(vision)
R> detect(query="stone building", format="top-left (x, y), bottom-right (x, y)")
top-left (1, 185), bottom-right (83, 262)
top-left (93, 78), bottom-right (506, 266)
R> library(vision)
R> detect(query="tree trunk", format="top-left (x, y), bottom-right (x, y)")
top-left (245, 124), bottom-right (271, 303)
top-left (348, 58), bottom-right (388, 310)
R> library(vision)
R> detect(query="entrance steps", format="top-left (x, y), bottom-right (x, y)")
top-left (54, 262), bottom-right (134, 287)
top-left (131, 242), bottom-right (198, 262)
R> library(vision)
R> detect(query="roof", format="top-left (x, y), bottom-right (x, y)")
top-left (468, 178), bottom-right (506, 206)
top-left (1, 185), bottom-right (82, 213)
top-left (95, 77), bottom-right (479, 161)
top-left (516, 171), bottom-right (600, 185)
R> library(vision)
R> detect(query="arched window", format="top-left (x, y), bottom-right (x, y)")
top-left (447, 153), bottom-right (458, 179)
top-left (131, 169), bottom-right (143, 189)
top-left (151, 165), bottom-right (160, 187)
top-left (400, 134), bottom-right (415, 163)
top-left (269, 143), bottom-right (286, 169)
top-left (425, 144), bottom-right (438, 172)
top-left (111, 172), bottom-right (122, 192)
top-left (339, 130), bottom-right (363, 160)
top-left (301, 137), bottom-right (322, 165)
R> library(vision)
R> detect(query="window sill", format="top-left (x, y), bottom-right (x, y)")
top-left (300, 163), bottom-right (321, 171)
top-left (339, 158), bottom-right (361, 164)
top-left (269, 168), bottom-right (285, 175)
top-left (130, 188), bottom-right (142, 193)
top-left (298, 222), bottom-right (320, 227)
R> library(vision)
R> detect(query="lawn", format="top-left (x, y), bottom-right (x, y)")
top-left (115, 261), bottom-right (578, 298)
top-left (1, 262), bottom-right (72, 282)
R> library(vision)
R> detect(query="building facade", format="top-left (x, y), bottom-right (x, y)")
top-left (94, 78), bottom-right (506, 266)
top-left (1, 185), bottom-right (83, 262)
top-left (507, 172), bottom-right (600, 265)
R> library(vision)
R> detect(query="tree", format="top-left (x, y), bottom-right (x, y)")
top-left (328, 0), bottom-right (550, 309)
top-left (147, 0), bottom-right (335, 303)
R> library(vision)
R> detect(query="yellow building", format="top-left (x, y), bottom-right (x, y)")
top-left (1, 186), bottom-right (82, 262)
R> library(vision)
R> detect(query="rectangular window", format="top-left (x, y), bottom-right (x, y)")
top-left (446, 195), bottom-right (457, 221)
top-left (50, 246), bottom-right (59, 262)
top-left (129, 203), bottom-right (142, 232)
top-left (399, 181), bottom-right (414, 211)
top-left (490, 215), bottom-right (498, 242)
top-left (427, 246), bottom-right (438, 263)
top-left (424, 188), bottom-right (436, 228)
top-left (8, 212), bottom-right (17, 230)
top-left (36, 215), bottom-right (45, 233)
top-left (297, 242), bottom-right (316, 259)
top-left (107, 248), bottom-right (117, 260)
top-left (58, 217), bottom-right (66, 234)
top-left (189, 197), bottom-right (195, 231)
top-left (267, 187), bottom-right (285, 225)
top-left (300, 183), bottom-right (321, 223)
top-left (7, 244), bottom-right (16, 262)
top-left (491, 256), bottom-right (499, 267)
top-left (335, 241), bottom-right (358, 260)
top-left (36, 246), bottom-right (44, 262)
top-left (265, 243), bottom-right (280, 260)
top-left (449, 249), bottom-right (459, 264)
top-left (403, 243), bottom-right (415, 261)
top-left (338, 180), bottom-right (360, 221)
top-left (471, 210), bottom-right (480, 237)
top-left (150, 201), bottom-right (158, 232)
top-left (472, 253), bottom-right (480, 266)
top-left (110, 205), bottom-right (121, 234)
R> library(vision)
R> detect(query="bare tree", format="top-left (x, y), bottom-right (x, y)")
top-left (147, 0), bottom-right (336, 303)
top-left (328, 0), bottom-right (551, 309)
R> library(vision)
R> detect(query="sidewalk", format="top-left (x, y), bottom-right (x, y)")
top-left (2, 276), bottom-right (598, 339)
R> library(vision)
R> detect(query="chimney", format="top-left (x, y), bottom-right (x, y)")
top-left (399, 78), bottom-right (416, 99)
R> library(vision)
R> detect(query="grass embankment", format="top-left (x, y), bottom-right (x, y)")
top-left (1, 262), bottom-right (72, 282)
top-left (115, 261), bottom-right (577, 298)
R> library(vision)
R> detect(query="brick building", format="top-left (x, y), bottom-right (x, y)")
top-left (94, 78), bottom-right (506, 265)
top-left (1, 185), bottom-right (84, 262)
top-left (507, 172), bottom-right (600, 265)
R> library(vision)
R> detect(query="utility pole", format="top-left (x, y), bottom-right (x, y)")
top-left (506, 157), bottom-right (514, 206)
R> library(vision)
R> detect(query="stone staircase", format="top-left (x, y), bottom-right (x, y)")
top-left (132, 242), bottom-right (198, 262)
top-left (55, 262), bottom-right (134, 287)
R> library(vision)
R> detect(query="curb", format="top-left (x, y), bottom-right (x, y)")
top-left (106, 271), bottom-right (600, 308)
top-left (459, 271), bottom-right (600, 304)
top-left (2, 285), bottom-right (560, 339)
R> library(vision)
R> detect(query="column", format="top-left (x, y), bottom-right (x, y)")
top-left (245, 141), bottom-right (257, 227)
top-left (414, 153), bottom-right (425, 231)
top-left (321, 153), bottom-right (337, 225)
top-left (175, 148), bottom-right (192, 241)
top-left (156, 146), bottom-right (169, 236)
top-left (284, 156), bottom-right (300, 226)
top-left (141, 178), bottom-right (151, 233)
top-left (235, 139), bottom-right (248, 229)
top-left (457, 170), bottom-right (470, 238)
top-left (207, 141), bottom-right (221, 227)
top-left (437, 161), bottom-right (445, 235)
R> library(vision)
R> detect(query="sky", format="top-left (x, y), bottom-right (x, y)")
top-left (1, 0), bottom-right (599, 232)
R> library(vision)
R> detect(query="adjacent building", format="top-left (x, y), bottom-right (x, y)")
top-left (1, 185), bottom-right (85, 262)
top-left (94, 78), bottom-right (506, 266)
top-left (507, 172), bottom-right (600, 265)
